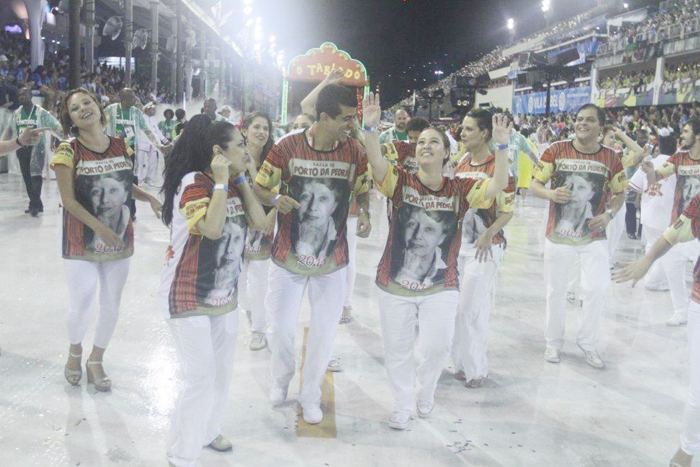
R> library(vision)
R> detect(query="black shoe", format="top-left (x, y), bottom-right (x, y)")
top-left (29, 209), bottom-right (39, 217)
top-left (627, 233), bottom-right (637, 239)
top-left (24, 209), bottom-right (30, 214)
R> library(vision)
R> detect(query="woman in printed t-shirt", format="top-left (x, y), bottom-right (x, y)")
top-left (237, 111), bottom-right (278, 351)
top-left (158, 114), bottom-right (267, 465)
top-left (51, 88), bottom-right (162, 392)
top-left (361, 92), bottom-right (511, 430)
top-left (451, 108), bottom-right (516, 389)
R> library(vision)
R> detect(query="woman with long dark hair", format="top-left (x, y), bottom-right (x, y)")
top-left (51, 88), bottom-right (162, 392)
top-left (237, 111), bottom-right (278, 350)
top-left (158, 114), bottom-right (267, 465)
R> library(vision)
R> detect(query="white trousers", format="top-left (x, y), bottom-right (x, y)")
top-left (137, 148), bottom-right (158, 183)
top-left (452, 243), bottom-right (504, 381)
top-left (544, 240), bottom-right (610, 351)
top-left (606, 202), bottom-right (627, 260)
top-left (345, 216), bottom-right (358, 308)
top-left (266, 263), bottom-right (347, 406)
top-left (642, 225), bottom-right (669, 291)
top-left (166, 312), bottom-right (238, 467)
top-left (682, 301), bottom-right (700, 454)
top-left (64, 258), bottom-right (131, 349)
top-left (378, 288), bottom-right (459, 414)
top-left (238, 258), bottom-right (271, 333)
top-left (662, 241), bottom-right (700, 316)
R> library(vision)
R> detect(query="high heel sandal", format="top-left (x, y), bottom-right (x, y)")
top-left (64, 352), bottom-right (82, 386)
top-left (86, 359), bottom-right (112, 392)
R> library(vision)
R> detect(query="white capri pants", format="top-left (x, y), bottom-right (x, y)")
top-left (345, 216), bottom-right (358, 308)
top-left (642, 225), bottom-right (669, 291)
top-left (682, 300), bottom-right (700, 454)
top-left (544, 239), bottom-right (610, 351)
top-left (378, 288), bottom-right (459, 415)
top-left (452, 243), bottom-right (504, 382)
top-left (265, 263), bottom-right (347, 406)
top-left (238, 257), bottom-right (271, 333)
top-left (64, 258), bottom-right (131, 349)
top-left (166, 312), bottom-right (238, 467)
top-left (662, 241), bottom-right (700, 316)
top-left (137, 148), bottom-right (158, 183)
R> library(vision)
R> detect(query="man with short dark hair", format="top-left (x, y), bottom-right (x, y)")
top-left (254, 84), bottom-right (371, 425)
top-left (380, 108), bottom-right (410, 144)
top-left (202, 97), bottom-right (228, 122)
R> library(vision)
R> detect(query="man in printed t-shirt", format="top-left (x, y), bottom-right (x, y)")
top-left (531, 104), bottom-right (628, 370)
top-left (254, 84), bottom-right (371, 425)
top-left (642, 117), bottom-right (700, 326)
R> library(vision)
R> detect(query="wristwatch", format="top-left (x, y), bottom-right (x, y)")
top-left (359, 207), bottom-right (370, 218)
top-left (605, 209), bottom-right (615, 219)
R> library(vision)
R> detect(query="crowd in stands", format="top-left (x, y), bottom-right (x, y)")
top-left (596, 61), bottom-right (700, 94)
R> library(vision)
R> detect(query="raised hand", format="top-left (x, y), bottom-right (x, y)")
top-left (492, 114), bottom-right (513, 146)
top-left (323, 67), bottom-right (344, 85)
top-left (362, 92), bottom-right (381, 129)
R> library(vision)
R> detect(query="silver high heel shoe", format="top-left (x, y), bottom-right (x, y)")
top-left (64, 352), bottom-right (82, 386)
top-left (86, 359), bottom-right (112, 392)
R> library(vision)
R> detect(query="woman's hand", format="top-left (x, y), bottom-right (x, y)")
top-left (362, 92), bottom-right (381, 129)
top-left (323, 67), bottom-right (344, 85)
top-left (550, 185), bottom-right (572, 204)
top-left (474, 231), bottom-right (495, 263)
top-left (18, 127), bottom-right (50, 147)
top-left (611, 258), bottom-right (653, 287)
top-left (587, 212), bottom-right (611, 232)
top-left (275, 195), bottom-right (300, 214)
top-left (356, 211), bottom-right (371, 238)
top-left (149, 196), bottom-right (162, 219)
top-left (96, 224), bottom-right (124, 249)
top-left (492, 114), bottom-right (513, 146)
top-left (211, 154), bottom-right (232, 184)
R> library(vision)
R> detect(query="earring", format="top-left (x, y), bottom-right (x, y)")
top-left (70, 125), bottom-right (78, 134)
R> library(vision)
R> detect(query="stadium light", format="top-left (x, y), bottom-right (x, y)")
top-left (623, 2), bottom-right (629, 8)
top-left (434, 70), bottom-right (444, 76)
top-left (507, 18), bottom-right (514, 30)
top-left (541, 0), bottom-right (550, 13)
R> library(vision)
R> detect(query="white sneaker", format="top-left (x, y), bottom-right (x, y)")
top-left (249, 331), bottom-right (267, 351)
top-left (207, 434), bottom-right (232, 452)
top-left (454, 369), bottom-right (466, 381)
top-left (388, 411), bottom-right (411, 430)
top-left (327, 358), bottom-right (342, 372)
top-left (301, 403), bottom-right (323, 424)
top-left (544, 346), bottom-right (561, 363)
top-left (416, 400), bottom-right (434, 417)
top-left (578, 345), bottom-right (604, 369)
top-left (666, 313), bottom-right (688, 326)
top-left (269, 383), bottom-right (288, 407)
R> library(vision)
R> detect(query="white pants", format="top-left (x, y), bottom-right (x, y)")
top-left (137, 148), bottom-right (158, 183)
top-left (606, 202), bottom-right (627, 260)
top-left (64, 258), bottom-right (131, 349)
top-left (266, 263), bottom-right (347, 406)
top-left (378, 288), bottom-right (459, 414)
top-left (544, 240), bottom-right (610, 351)
top-left (452, 243), bottom-right (504, 381)
top-left (662, 241), bottom-right (700, 316)
top-left (238, 258), bottom-right (271, 333)
top-left (166, 312), bottom-right (238, 467)
top-left (682, 301), bottom-right (700, 454)
top-left (642, 225), bottom-right (670, 291)
top-left (345, 216), bottom-right (358, 308)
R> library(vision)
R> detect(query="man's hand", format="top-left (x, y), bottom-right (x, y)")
top-left (18, 127), bottom-right (50, 147)
top-left (587, 212), bottom-right (612, 232)
top-left (275, 195), bottom-right (300, 214)
top-left (356, 211), bottom-right (371, 238)
top-left (474, 231), bottom-right (495, 263)
top-left (550, 186), bottom-right (572, 204)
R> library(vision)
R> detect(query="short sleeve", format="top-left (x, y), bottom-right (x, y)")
top-left (628, 167), bottom-right (646, 192)
top-left (532, 144), bottom-right (557, 184)
top-left (352, 146), bottom-right (370, 195)
top-left (378, 166), bottom-right (402, 199)
top-left (464, 178), bottom-right (494, 210)
top-left (658, 155), bottom-right (677, 179)
top-left (255, 142), bottom-right (286, 190)
top-left (178, 181), bottom-right (211, 234)
top-left (51, 141), bottom-right (75, 170)
top-left (496, 175), bottom-right (516, 213)
top-left (609, 157), bottom-right (629, 194)
top-left (664, 194), bottom-right (700, 245)
top-left (382, 142), bottom-right (399, 166)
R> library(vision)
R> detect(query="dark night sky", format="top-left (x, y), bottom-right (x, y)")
top-left (239, 0), bottom-right (610, 106)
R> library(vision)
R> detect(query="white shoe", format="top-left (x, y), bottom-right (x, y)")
top-left (416, 400), bottom-right (434, 417)
top-left (207, 434), bottom-right (232, 452)
top-left (301, 403), bottom-right (323, 424)
top-left (269, 383), bottom-right (288, 407)
top-left (388, 411), bottom-right (411, 430)
top-left (670, 446), bottom-right (693, 467)
top-left (544, 346), bottom-right (561, 363)
top-left (327, 358), bottom-right (342, 372)
top-left (666, 313), bottom-right (688, 326)
top-left (454, 369), bottom-right (466, 381)
top-left (249, 331), bottom-right (267, 351)
top-left (578, 345), bottom-right (604, 369)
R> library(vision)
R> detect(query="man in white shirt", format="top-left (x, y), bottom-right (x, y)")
top-left (137, 102), bottom-right (166, 186)
top-left (628, 132), bottom-right (677, 291)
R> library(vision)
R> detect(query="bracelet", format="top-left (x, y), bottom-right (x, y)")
top-left (359, 207), bottom-right (370, 218)
top-left (233, 175), bottom-right (247, 185)
top-left (496, 143), bottom-right (509, 151)
top-left (605, 209), bottom-right (615, 219)
top-left (272, 194), bottom-right (282, 206)
top-left (363, 125), bottom-right (377, 132)
top-left (213, 183), bottom-right (229, 192)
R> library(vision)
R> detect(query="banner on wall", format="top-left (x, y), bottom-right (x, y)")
top-left (595, 87), bottom-right (654, 108)
top-left (512, 86), bottom-right (591, 115)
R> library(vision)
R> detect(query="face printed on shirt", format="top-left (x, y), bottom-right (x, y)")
top-left (680, 176), bottom-right (700, 213)
top-left (552, 168), bottom-right (605, 240)
top-left (404, 209), bottom-right (448, 257)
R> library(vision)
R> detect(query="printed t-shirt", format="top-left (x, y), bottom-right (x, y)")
top-left (255, 129), bottom-right (370, 276)
top-left (455, 154), bottom-right (516, 245)
top-left (656, 150), bottom-right (700, 223)
top-left (382, 141), bottom-right (418, 174)
top-left (50, 137), bottom-right (135, 262)
top-left (376, 166), bottom-right (493, 296)
top-left (533, 140), bottom-right (628, 246)
top-left (663, 193), bottom-right (700, 303)
top-left (159, 172), bottom-right (248, 319)
top-left (243, 171), bottom-right (275, 261)
top-left (629, 154), bottom-right (676, 231)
